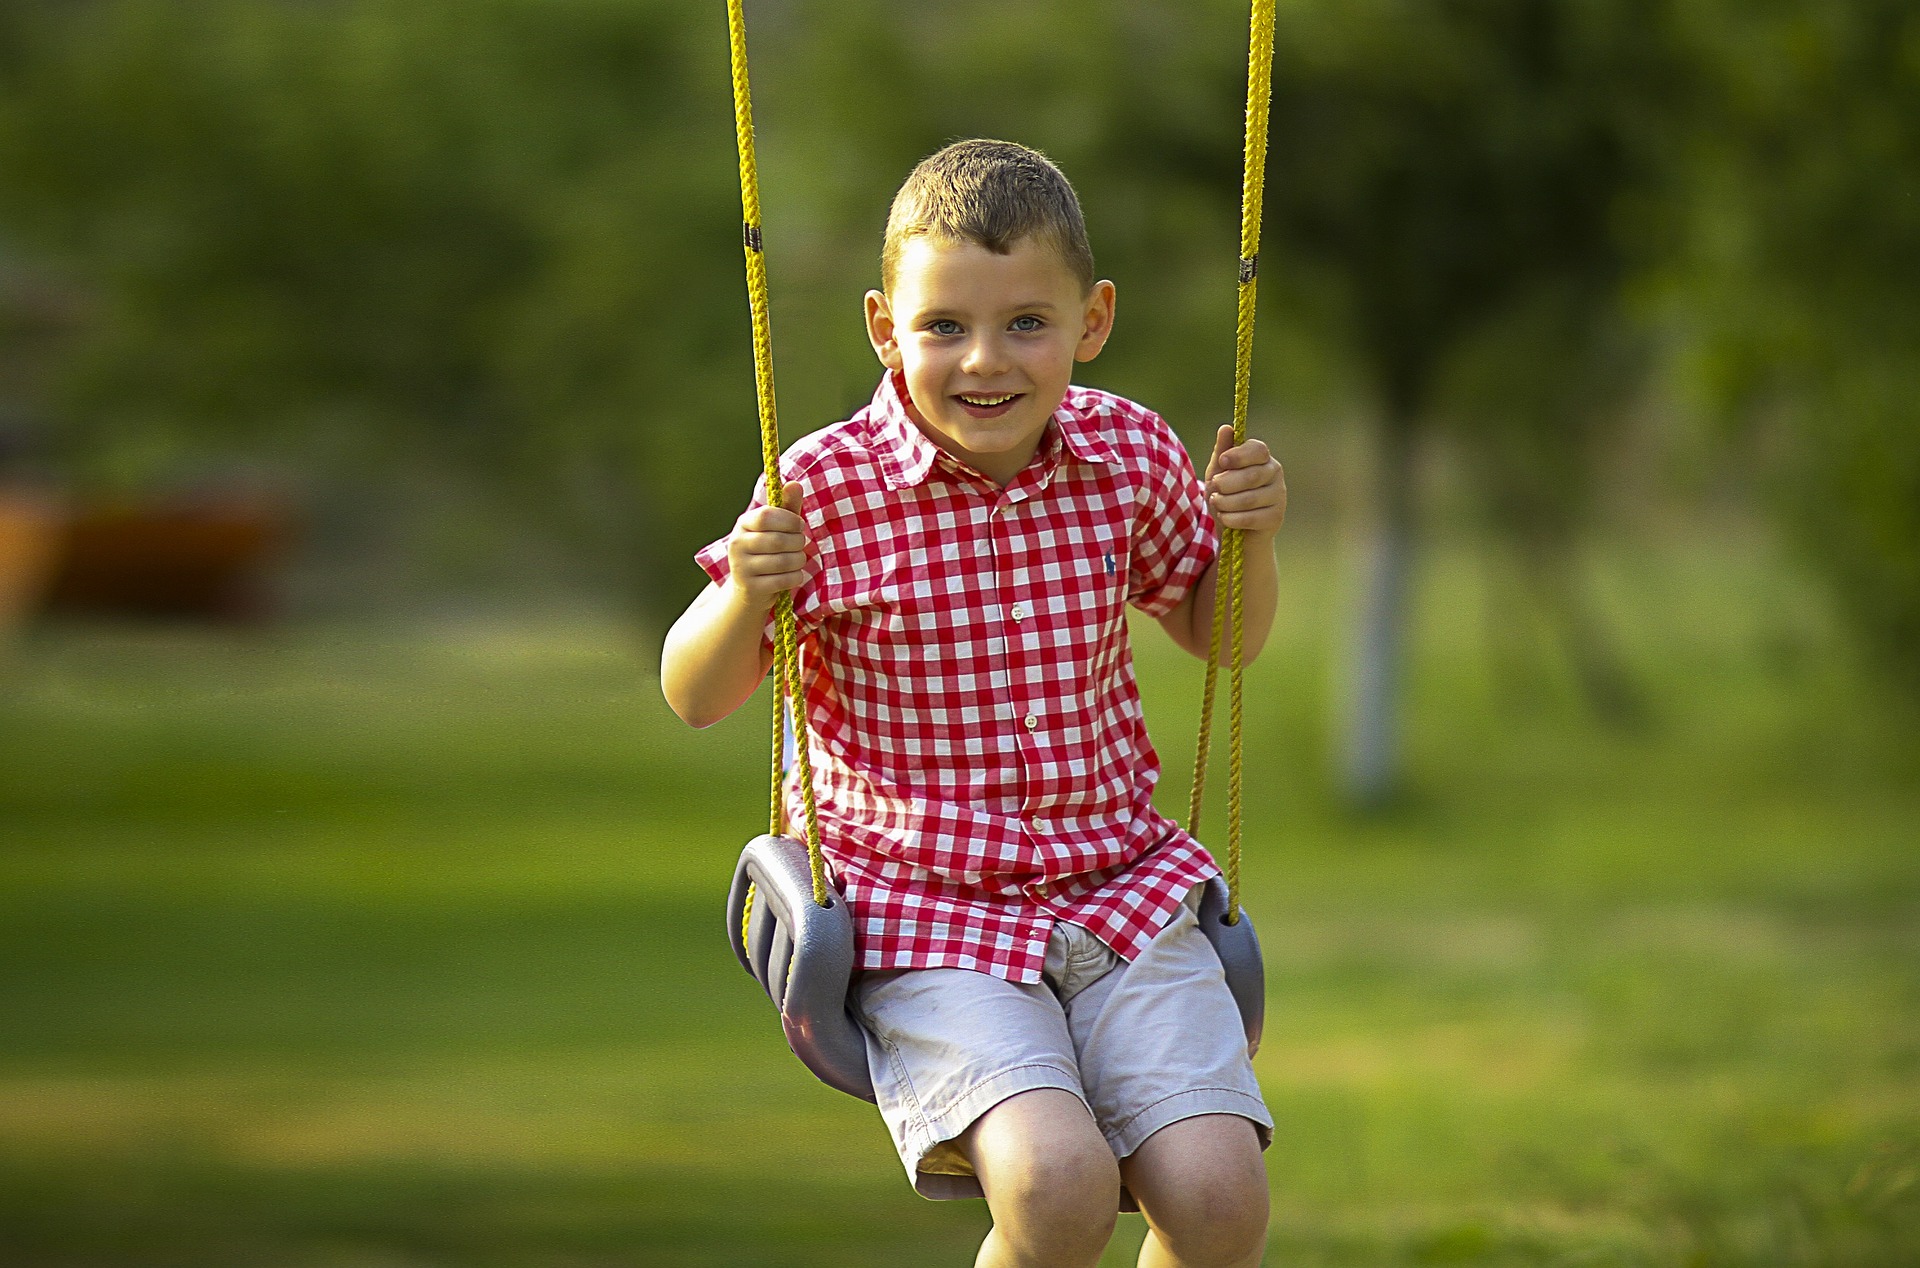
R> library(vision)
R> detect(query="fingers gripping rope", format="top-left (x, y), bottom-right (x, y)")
top-left (1189, 0), bottom-right (1277, 927)
top-left (727, 0), bottom-right (828, 910)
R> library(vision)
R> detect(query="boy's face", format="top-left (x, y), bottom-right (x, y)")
top-left (865, 235), bottom-right (1116, 486)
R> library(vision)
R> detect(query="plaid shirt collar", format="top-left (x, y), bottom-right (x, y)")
top-left (868, 370), bottom-right (1120, 493)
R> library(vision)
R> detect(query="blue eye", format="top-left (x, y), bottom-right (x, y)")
top-left (929, 320), bottom-right (963, 336)
top-left (1011, 315), bottom-right (1044, 332)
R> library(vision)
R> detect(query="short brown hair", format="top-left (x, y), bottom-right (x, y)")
top-left (882, 139), bottom-right (1096, 295)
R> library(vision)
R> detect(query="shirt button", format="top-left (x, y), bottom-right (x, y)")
top-left (1032, 818), bottom-right (1050, 832)
top-left (1024, 713), bottom-right (1038, 731)
top-left (1011, 603), bottom-right (1026, 622)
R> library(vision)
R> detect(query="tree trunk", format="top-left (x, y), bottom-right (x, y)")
top-left (1342, 408), bottom-right (1418, 809)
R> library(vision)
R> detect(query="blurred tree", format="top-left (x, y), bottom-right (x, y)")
top-left (1246, 0), bottom-right (1671, 805)
top-left (1666, 0), bottom-right (1920, 700)
top-left (0, 0), bottom-right (754, 619)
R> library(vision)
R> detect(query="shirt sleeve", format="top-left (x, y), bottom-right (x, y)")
top-left (694, 472), bottom-right (823, 651)
top-left (1127, 415), bottom-right (1218, 617)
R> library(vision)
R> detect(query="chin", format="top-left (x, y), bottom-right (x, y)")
top-left (956, 423), bottom-right (1039, 455)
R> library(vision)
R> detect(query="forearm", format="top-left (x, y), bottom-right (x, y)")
top-left (1171, 530), bottom-right (1280, 665)
top-left (660, 581), bottom-right (777, 729)
top-left (1164, 425), bottom-right (1286, 664)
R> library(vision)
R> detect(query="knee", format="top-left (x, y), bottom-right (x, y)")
top-left (986, 1139), bottom-right (1121, 1261)
top-left (1147, 1170), bottom-right (1269, 1266)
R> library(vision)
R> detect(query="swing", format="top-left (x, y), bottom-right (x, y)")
top-left (719, 0), bottom-right (1279, 1107)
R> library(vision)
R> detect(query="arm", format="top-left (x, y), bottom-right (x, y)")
top-left (660, 482), bottom-right (808, 729)
top-left (1157, 427), bottom-right (1287, 664)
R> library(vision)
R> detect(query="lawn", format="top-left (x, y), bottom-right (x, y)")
top-left (0, 530), bottom-right (1914, 1266)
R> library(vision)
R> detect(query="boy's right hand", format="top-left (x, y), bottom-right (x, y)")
top-left (724, 481), bottom-right (809, 613)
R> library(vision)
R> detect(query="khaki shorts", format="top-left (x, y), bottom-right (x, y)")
top-left (852, 882), bottom-right (1273, 1202)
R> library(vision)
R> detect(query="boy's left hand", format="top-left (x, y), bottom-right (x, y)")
top-left (1204, 425), bottom-right (1287, 537)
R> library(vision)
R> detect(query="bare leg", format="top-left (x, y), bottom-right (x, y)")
top-left (1122, 1114), bottom-right (1269, 1268)
top-left (959, 1087), bottom-right (1121, 1268)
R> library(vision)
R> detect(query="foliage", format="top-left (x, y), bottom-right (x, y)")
top-left (0, 0), bottom-right (1914, 708)
top-left (1664, 0), bottom-right (1920, 697)
top-left (1269, 0), bottom-right (1666, 422)
top-left (1243, 0), bottom-right (1685, 781)
top-left (0, 0), bottom-right (755, 608)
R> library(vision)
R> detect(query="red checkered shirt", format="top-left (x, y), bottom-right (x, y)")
top-left (697, 371), bottom-right (1222, 983)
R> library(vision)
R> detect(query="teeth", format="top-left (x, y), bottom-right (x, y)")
top-left (960, 394), bottom-right (1016, 406)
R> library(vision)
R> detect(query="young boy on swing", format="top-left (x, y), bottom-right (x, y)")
top-left (663, 139), bottom-right (1287, 1268)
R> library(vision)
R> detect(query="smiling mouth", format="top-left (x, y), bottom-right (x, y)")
top-left (954, 392), bottom-right (1023, 418)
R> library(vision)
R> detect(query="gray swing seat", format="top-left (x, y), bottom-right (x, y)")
top-left (1198, 873), bottom-right (1267, 1058)
top-left (725, 833), bottom-right (1266, 1107)
top-left (726, 833), bottom-right (875, 1101)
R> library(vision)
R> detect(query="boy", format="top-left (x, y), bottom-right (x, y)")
top-left (663, 139), bottom-right (1287, 1268)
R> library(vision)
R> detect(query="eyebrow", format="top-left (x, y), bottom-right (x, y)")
top-left (919, 301), bottom-right (1060, 319)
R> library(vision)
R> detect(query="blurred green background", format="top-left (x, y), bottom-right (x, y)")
top-left (0, 1), bottom-right (1915, 1264)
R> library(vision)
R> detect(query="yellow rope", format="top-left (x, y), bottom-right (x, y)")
top-left (1188, 0), bottom-right (1276, 927)
top-left (769, 653), bottom-right (786, 837)
top-left (727, 0), bottom-right (828, 910)
top-left (741, 876), bottom-right (756, 949)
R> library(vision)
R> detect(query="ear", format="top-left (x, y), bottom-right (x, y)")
top-left (865, 289), bottom-right (903, 371)
top-left (1073, 279), bottom-right (1118, 363)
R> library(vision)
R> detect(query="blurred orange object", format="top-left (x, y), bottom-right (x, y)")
top-left (0, 489), bottom-right (65, 637)
top-left (40, 495), bottom-right (294, 623)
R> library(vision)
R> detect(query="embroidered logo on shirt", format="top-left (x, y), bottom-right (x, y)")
top-left (1105, 551), bottom-right (1117, 575)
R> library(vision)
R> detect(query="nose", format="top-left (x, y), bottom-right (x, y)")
top-left (960, 332), bottom-right (1010, 378)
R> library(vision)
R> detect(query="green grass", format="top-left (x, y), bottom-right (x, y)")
top-left (1, 532), bottom-right (1915, 1266)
